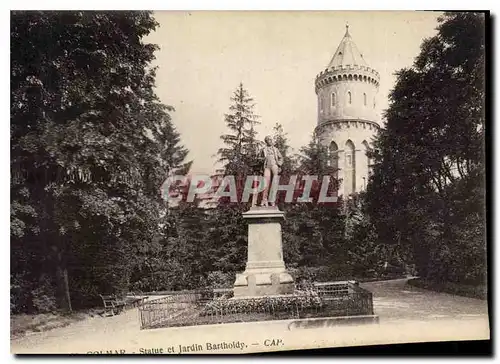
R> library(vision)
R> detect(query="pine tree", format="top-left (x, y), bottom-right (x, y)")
top-left (217, 83), bottom-right (260, 177)
top-left (298, 134), bottom-right (330, 176)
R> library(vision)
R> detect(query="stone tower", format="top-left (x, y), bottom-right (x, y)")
top-left (314, 25), bottom-right (380, 196)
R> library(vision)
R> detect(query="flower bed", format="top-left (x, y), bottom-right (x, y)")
top-left (200, 291), bottom-right (322, 316)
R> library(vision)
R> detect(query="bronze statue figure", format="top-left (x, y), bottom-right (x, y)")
top-left (259, 136), bottom-right (283, 207)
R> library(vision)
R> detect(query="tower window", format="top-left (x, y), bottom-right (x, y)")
top-left (331, 93), bottom-right (336, 107)
top-left (319, 97), bottom-right (323, 113)
top-left (363, 93), bottom-right (367, 106)
top-left (347, 91), bottom-right (352, 104)
top-left (329, 141), bottom-right (339, 172)
top-left (345, 140), bottom-right (356, 194)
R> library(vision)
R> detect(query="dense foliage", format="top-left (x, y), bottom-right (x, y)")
top-left (366, 12), bottom-right (486, 285)
top-left (11, 11), bottom-right (190, 312)
top-left (12, 12), bottom-right (484, 315)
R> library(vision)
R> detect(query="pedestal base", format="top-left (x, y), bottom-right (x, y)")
top-left (233, 206), bottom-right (295, 297)
top-left (233, 271), bottom-right (295, 297)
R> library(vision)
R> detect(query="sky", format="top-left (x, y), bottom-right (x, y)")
top-left (145, 11), bottom-right (442, 174)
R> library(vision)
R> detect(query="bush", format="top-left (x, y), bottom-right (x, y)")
top-left (11, 274), bottom-right (56, 313)
top-left (200, 290), bottom-right (322, 316)
top-left (11, 273), bottom-right (31, 313)
top-left (31, 287), bottom-right (57, 313)
top-left (204, 271), bottom-right (235, 289)
top-left (68, 277), bottom-right (101, 308)
top-left (289, 265), bottom-right (354, 284)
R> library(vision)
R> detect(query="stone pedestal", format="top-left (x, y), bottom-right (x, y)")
top-left (233, 207), bottom-right (295, 297)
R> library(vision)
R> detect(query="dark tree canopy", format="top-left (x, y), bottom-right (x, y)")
top-left (366, 12), bottom-right (486, 284)
top-left (11, 11), bottom-right (190, 312)
top-left (12, 12), bottom-right (485, 316)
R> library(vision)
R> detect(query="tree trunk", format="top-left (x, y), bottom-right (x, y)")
top-left (55, 247), bottom-right (72, 313)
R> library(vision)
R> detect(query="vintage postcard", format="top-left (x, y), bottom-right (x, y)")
top-left (10, 10), bottom-right (489, 355)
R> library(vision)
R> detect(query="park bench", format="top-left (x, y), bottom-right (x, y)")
top-left (100, 293), bottom-right (149, 316)
top-left (126, 292), bottom-right (148, 307)
top-left (100, 294), bottom-right (126, 316)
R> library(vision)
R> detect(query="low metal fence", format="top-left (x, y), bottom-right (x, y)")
top-left (138, 281), bottom-right (374, 330)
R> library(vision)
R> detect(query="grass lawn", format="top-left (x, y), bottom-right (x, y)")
top-left (10, 309), bottom-right (101, 339)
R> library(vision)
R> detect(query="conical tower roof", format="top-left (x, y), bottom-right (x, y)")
top-left (327, 25), bottom-right (368, 68)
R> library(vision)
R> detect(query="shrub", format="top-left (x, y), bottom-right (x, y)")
top-left (11, 274), bottom-right (57, 313)
top-left (290, 265), bottom-right (354, 284)
top-left (31, 289), bottom-right (57, 313)
top-left (200, 291), bottom-right (322, 316)
top-left (204, 271), bottom-right (235, 289)
top-left (11, 273), bottom-right (32, 313)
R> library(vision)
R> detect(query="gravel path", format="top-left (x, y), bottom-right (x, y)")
top-left (361, 278), bottom-right (489, 322)
top-left (11, 279), bottom-right (490, 354)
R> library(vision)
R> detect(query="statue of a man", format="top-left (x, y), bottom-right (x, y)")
top-left (259, 136), bottom-right (283, 207)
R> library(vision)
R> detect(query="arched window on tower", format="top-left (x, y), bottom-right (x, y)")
top-left (319, 96), bottom-right (324, 113)
top-left (329, 141), bottom-right (339, 177)
top-left (331, 93), bottom-right (336, 107)
top-left (345, 140), bottom-right (356, 195)
top-left (347, 91), bottom-right (352, 104)
top-left (363, 93), bottom-right (367, 106)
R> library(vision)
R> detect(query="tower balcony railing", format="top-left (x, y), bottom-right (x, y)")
top-left (315, 70), bottom-right (380, 91)
top-left (316, 65), bottom-right (380, 79)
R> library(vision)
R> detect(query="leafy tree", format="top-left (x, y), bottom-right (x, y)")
top-left (11, 11), bottom-right (189, 312)
top-left (295, 133), bottom-right (341, 203)
top-left (272, 123), bottom-right (296, 176)
top-left (205, 206), bottom-right (248, 274)
top-left (344, 193), bottom-right (391, 277)
top-left (366, 12), bottom-right (486, 284)
top-left (280, 133), bottom-right (348, 279)
top-left (297, 133), bottom-right (330, 177)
